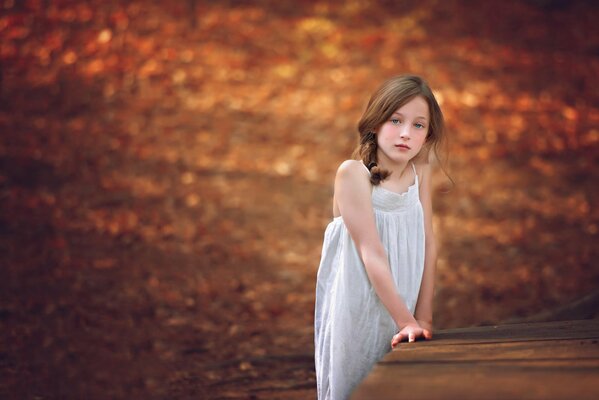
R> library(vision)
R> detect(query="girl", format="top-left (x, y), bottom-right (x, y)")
top-left (314, 74), bottom-right (447, 399)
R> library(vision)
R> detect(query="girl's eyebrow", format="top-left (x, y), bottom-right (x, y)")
top-left (391, 112), bottom-right (428, 121)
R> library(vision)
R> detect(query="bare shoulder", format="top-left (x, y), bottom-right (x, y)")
top-left (334, 159), bottom-right (371, 192)
top-left (333, 160), bottom-right (373, 219)
top-left (337, 160), bottom-right (366, 172)
top-left (413, 161), bottom-right (432, 181)
top-left (336, 159), bottom-right (368, 177)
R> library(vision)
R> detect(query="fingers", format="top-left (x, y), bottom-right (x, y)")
top-left (391, 333), bottom-right (405, 347)
top-left (391, 333), bottom-right (402, 348)
top-left (392, 327), bottom-right (433, 348)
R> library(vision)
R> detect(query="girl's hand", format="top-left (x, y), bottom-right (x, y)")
top-left (390, 322), bottom-right (433, 348)
top-left (416, 319), bottom-right (433, 338)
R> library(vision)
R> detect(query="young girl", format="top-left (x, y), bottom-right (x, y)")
top-left (314, 74), bottom-right (447, 399)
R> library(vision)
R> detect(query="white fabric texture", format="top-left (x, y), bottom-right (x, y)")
top-left (314, 160), bottom-right (426, 400)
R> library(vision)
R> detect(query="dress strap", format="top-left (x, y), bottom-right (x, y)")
top-left (361, 161), bottom-right (374, 194)
top-left (411, 161), bottom-right (418, 184)
top-left (361, 160), bottom-right (371, 175)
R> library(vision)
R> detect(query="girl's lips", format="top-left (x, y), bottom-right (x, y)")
top-left (395, 144), bottom-right (411, 149)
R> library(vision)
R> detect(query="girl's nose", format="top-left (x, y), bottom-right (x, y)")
top-left (400, 125), bottom-right (411, 138)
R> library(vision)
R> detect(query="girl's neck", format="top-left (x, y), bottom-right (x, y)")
top-left (377, 153), bottom-right (411, 181)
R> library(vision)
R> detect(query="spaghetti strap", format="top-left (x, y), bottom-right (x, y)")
top-left (410, 161), bottom-right (418, 186)
top-left (361, 160), bottom-right (371, 175)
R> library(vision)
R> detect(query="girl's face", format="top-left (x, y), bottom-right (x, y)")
top-left (375, 95), bottom-right (429, 166)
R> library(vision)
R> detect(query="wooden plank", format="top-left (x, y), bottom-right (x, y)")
top-left (381, 338), bottom-right (599, 363)
top-left (420, 319), bottom-right (599, 345)
top-left (351, 361), bottom-right (599, 400)
top-left (351, 319), bottom-right (599, 400)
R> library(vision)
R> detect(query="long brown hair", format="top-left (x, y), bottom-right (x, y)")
top-left (351, 74), bottom-right (452, 188)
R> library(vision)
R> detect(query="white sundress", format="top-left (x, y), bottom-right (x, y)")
top-left (314, 160), bottom-right (426, 400)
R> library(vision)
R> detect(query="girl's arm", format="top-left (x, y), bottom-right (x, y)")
top-left (414, 163), bottom-right (438, 333)
top-left (335, 160), bottom-right (418, 330)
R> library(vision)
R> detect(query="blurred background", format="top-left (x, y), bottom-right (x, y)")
top-left (1, 0), bottom-right (597, 398)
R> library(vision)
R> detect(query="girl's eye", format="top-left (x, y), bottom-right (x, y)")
top-left (415, 123), bottom-right (425, 129)
top-left (391, 118), bottom-right (401, 125)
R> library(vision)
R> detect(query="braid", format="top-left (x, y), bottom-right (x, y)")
top-left (356, 131), bottom-right (391, 185)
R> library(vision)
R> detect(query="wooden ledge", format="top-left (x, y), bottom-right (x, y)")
top-left (351, 319), bottom-right (599, 400)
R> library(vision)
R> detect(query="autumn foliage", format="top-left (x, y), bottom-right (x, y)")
top-left (1, 0), bottom-right (597, 398)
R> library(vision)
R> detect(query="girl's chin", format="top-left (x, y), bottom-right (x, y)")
top-left (380, 153), bottom-right (411, 162)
